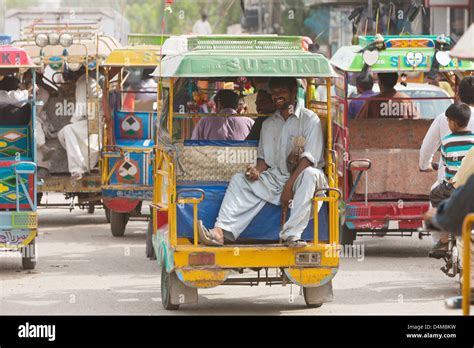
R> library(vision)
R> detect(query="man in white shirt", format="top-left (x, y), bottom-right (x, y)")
top-left (0, 76), bottom-right (30, 125)
top-left (192, 13), bottom-right (212, 35)
top-left (419, 76), bottom-right (474, 252)
top-left (58, 69), bottom-right (102, 181)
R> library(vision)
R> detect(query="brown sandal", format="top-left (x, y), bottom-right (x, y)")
top-left (197, 220), bottom-right (224, 246)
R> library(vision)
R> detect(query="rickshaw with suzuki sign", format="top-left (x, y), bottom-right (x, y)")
top-left (149, 35), bottom-right (341, 310)
top-left (14, 22), bottom-right (120, 215)
top-left (0, 41), bottom-right (39, 269)
top-left (101, 35), bottom-right (167, 237)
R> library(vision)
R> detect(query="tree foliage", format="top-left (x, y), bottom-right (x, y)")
top-left (3, 0), bottom-right (311, 37)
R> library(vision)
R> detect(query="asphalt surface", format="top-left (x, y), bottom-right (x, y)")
top-left (0, 195), bottom-right (464, 315)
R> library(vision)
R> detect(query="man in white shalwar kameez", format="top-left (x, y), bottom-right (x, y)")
top-left (58, 70), bottom-right (102, 181)
top-left (198, 77), bottom-right (327, 247)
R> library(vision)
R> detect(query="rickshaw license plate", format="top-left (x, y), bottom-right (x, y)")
top-left (295, 252), bottom-right (321, 265)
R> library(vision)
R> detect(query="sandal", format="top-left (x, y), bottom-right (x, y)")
top-left (197, 220), bottom-right (224, 246)
top-left (284, 236), bottom-right (307, 248)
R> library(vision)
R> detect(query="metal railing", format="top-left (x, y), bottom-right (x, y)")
top-left (462, 213), bottom-right (474, 316)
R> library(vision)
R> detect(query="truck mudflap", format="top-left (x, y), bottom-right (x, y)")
top-left (102, 197), bottom-right (140, 213)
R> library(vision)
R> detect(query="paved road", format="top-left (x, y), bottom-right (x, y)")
top-left (0, 198), bottom-right (463, 315)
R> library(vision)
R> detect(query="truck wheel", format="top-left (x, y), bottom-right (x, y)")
top-left (146, 220), bottom-right (156, 260)
top-left (22, 238), bottom-right (36, 270)
top-left (110, 211), bottom-right (128, 237)
top-left (340, 224), bottom-right (355, 246)
top-left (303, 287), bottom-right (323, 308)
top-left (161, 262), bottom-right (180, 310)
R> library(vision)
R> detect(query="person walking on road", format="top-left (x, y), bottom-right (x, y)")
top-left (192, 13), bottom-right (212, 35)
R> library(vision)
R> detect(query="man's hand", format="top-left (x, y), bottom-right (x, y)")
top-left (424, 207), bottom-right (437, 221)
top-left (280, 182), bottom-right (294, 210)
top-left (245, 165), bottom-right (260, 181)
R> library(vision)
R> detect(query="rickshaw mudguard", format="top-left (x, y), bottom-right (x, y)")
top-left (0, 228), bottom-right (36, 249)
top-left (175, 268), bottom-right (229, 289)
top-left (284, 267), bottom-right (338, 287)
top-left (102, 197), bottom-right (140, 214)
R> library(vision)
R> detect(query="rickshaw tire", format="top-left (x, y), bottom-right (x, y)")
top-left (161, 263), bottom-right (180, 310)
top-left (302, 287), bottom-right (323, 308)
top-left (110, 211), bottom-right (128, 237)
top-left (21, 238), bottom-right (36, 270)
top-left (87, 203), bottom-right (95, 214)
top-left (104, 206), bottom-right (111, 223)
top-left (146, 220), bottom-right (156, 260)
top-left (340, 224), bottom-right (355, 246)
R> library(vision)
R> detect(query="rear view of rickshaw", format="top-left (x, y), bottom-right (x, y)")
top-left (329, 35), bottom-right (474, 245)
top-left (0, 42), bottom-right (38, 269)
top-left (150, 35), bottom-right (341, 309)
top-left (101, 35), bottom-right (167, 237)
top-left (14, 23), bottom-right (120, 215)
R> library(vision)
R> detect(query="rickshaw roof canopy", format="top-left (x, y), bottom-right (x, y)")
top-left (127, 34), bottom-right (170, 46)
top-left (14, 35), bottom-right (121, 61)
top-left (104, 46), bottom-right (163, 67)
top-left (450, 24), bottom-right (474, 60)
top-left (0, 45), bottom-right (36, 68)
top-left (151, 35), bottom-right (337, 78)
top-left (330, 35), bottom-right (474, 73)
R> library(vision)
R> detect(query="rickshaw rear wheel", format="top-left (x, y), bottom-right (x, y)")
top-left (340, 224), bottom-right (355, 246)
top-left (21, 238), bottom-right (36, 270)
top-left (146, 220), bottom-right (156, 260)
top-left (110, 211), bottom-right (129, 237)
top-left (303, 287), bottom-right (323, 308)
top-left (161, 263), bottom-right (180, 310)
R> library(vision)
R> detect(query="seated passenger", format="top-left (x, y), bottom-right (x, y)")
top-left (242, 77), bottom-right (270, 114)
top-left (348, 73), bottom-right (376, 120)
top-left (191, 89), bottom-right (254, 140)
top-left (246, 89), bottom-right (276, 141)
top-left (0, 76), bottom-right (31, 125)
top-left (197, 77), bottom-right (328, 247)
top-left (22, 71), bottom-right (55, 178)
top-left (58, 68), bottom-right (102, 181)
top-left (356, 72), bottom-right (420, 119)
top-left (123, 69), bottom-right (157, 111)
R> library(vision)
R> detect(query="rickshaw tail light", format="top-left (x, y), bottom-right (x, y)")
top-left (296, 252), bottom-right (321, 265)
top-left (188, 252), bottom-right (215, 266)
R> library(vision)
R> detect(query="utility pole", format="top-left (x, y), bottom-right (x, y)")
top-left (367, 0), bottom-right (373, 32)
top-left (258, 0), bottom-right (263, 34)
top-left (268, 0), bottom-right (273, 34)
